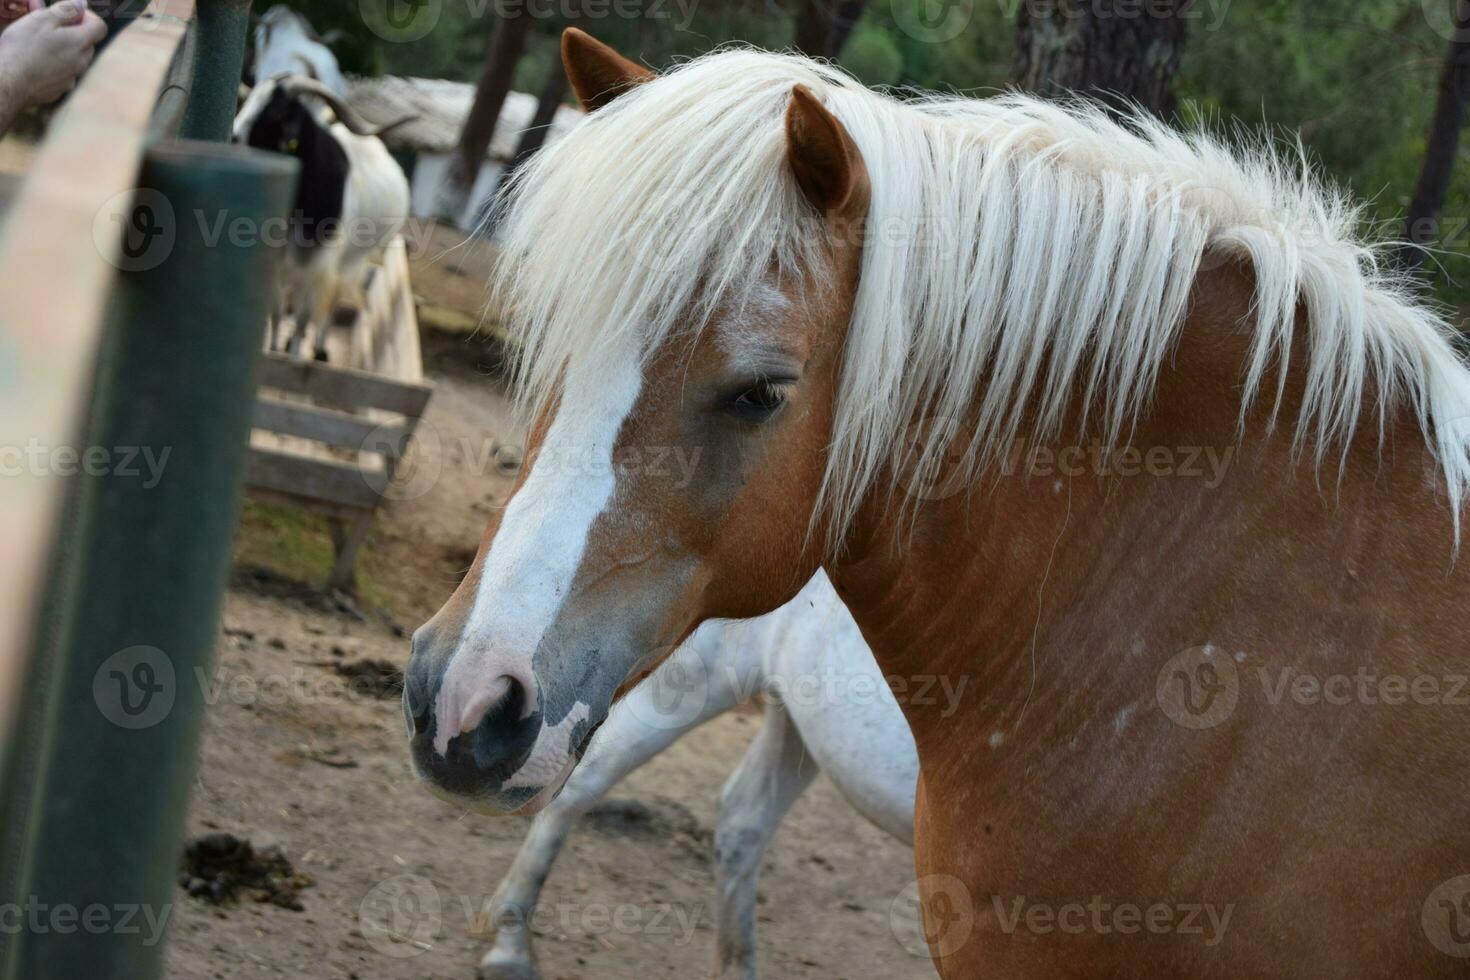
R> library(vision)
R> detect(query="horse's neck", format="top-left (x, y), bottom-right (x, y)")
top-left (827, 261), bottom-right (1458, 755)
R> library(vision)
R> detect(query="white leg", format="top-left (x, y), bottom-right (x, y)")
top-left (479, 648), bottom-right (747, 980)
top-left (306, 289), bottom-right (335, 363)
top-left (712, 696), bottom-right (817, 980)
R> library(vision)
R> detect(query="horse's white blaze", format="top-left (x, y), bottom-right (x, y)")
top-left (432, 336), bottom-right (643, 759)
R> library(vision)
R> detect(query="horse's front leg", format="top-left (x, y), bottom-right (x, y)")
top-left (712, 695), bottom-right (816, 980)
top-left (479, 644), bottom-right (745, 980)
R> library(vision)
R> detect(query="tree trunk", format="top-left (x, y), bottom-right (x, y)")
top-left (1398, 0), bottom-right (1470, 271)
top-left (829, 0), bottom-right (870, 56)
top-left (794, 0), bottom-right (869, 59)
top-left (509, 57), bottom-right (571, 172)
top-left (1012, 0), bottom-right (1188, 116)
top-left (793, 0), bottom-right (835, 59)
top-left (436, 4), bottom-right (533, 224)
top-left (479, 58), bottom-right (571, 232)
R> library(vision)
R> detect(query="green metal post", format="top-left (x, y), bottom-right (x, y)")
top-left (179, 0), bottom-right (254, 142)
top-left (1, 141), bottom-right (297, 980)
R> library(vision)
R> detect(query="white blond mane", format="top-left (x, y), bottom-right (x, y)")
top-left (495, 47), bottom-right (1470, 543)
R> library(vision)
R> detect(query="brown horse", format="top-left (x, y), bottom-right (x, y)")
top-left (405, 29), bottom-right (1470, 977)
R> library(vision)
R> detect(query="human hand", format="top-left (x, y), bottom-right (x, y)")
top-left (0, 0), bottom-right (41, 30)
top-left (0, 0), bottom-right (107, 106)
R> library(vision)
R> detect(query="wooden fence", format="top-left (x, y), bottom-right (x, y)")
top-left (0, 4), bottom-right (296, 977)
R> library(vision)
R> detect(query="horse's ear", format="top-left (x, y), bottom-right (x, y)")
top-left (562, 28), bottom-right (654, 112)
top-left (784, 84), bottom-right (868, 217)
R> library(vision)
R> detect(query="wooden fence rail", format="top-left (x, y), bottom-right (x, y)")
top-left (0, 5), bottom-right (296, 978)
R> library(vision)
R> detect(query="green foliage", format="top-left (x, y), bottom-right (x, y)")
top-left (842, 24), bottom-right (904, 86)
top-left (1177, 0), bottom-right (1470, 311)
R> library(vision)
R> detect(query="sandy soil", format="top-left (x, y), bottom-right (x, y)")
top-left (163, 232), bottom-right (932, 979)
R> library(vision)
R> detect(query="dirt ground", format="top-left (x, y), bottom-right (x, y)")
top-left (163, 225), bottom-right (932, 980)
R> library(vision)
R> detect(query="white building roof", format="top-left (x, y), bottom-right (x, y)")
top-left (344, 75), bottom-right (585, 159)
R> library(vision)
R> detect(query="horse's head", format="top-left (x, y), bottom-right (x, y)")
top-left (404, 30), bottom-right (872, 813)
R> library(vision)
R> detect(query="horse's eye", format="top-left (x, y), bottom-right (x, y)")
top-left (727, 379), bottom-right (788, 422)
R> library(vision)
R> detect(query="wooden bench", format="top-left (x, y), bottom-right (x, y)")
top-left (246, 353), bottom-right (434, 591)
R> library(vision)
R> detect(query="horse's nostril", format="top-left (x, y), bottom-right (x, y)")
top-left (457, 674), bottom-right (523, 736)
top-left (499, 675), bottom-right (525, 720)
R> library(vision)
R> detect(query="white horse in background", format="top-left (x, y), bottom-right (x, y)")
top-left (477, 572), bottom-right (919, 980)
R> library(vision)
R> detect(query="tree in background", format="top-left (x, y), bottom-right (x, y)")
top-left (477, 55), bottom-right (571, 229)
top-left (794, 0), bottom-right (870, 58)
top-left (793, 0), bottom-right (835, 56)
top-left (1398, 0), bottom-right (1470, 270)
top-left (1012, 0), bottom-right (1189, 115)
top-left (435, 4), bottom-right (533, 221)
